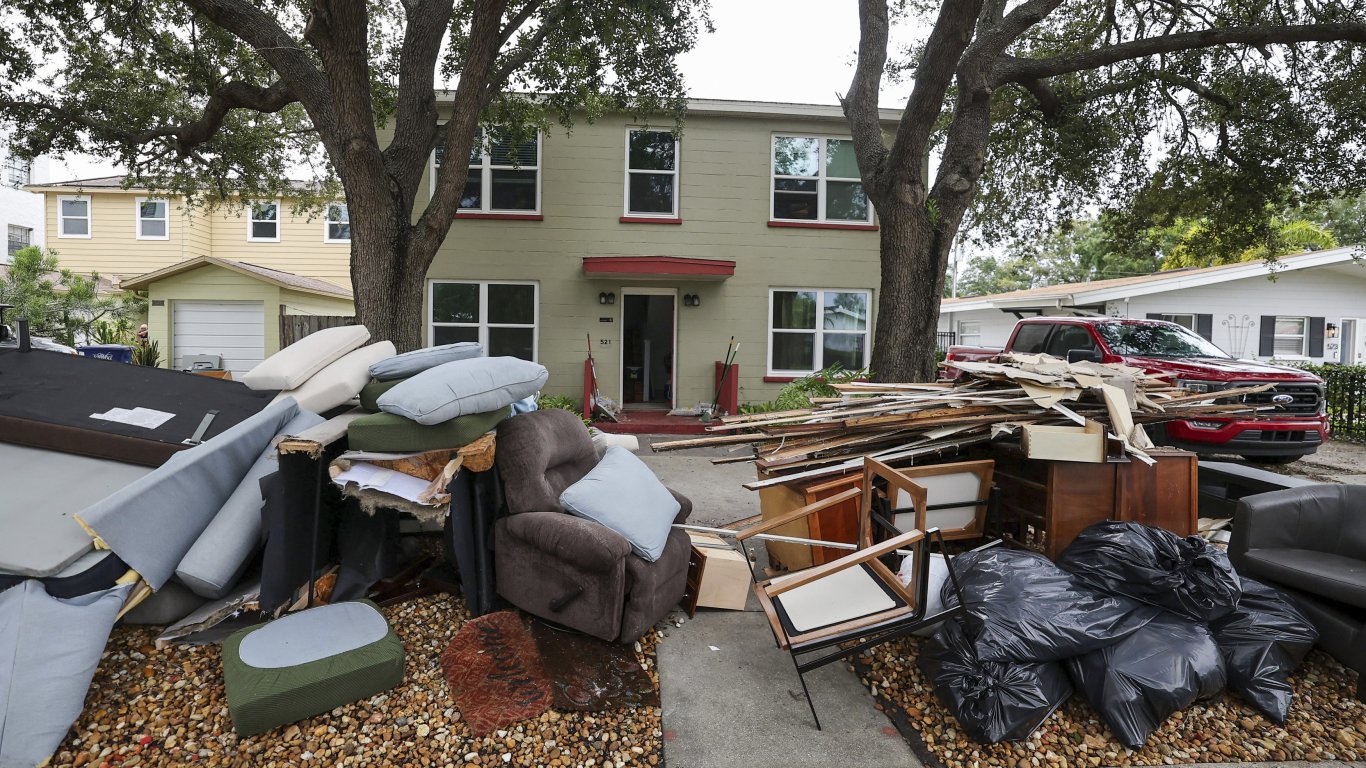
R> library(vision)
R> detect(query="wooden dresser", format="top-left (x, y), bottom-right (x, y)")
top-left (987, 446), bottom-right (1197, 559)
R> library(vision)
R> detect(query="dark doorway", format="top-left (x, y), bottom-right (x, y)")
top-left (622, 293), bottom-right (674, 408)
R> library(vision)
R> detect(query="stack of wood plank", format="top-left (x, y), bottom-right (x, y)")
top-left (653, 353), bottom-right (1271, 490)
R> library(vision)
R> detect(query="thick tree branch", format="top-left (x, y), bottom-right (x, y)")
top-left (996, 22), bottom-right (1366, 86)
top-left (383, 0), bottom-right (457, 198)
top-left (887, 0), bottom-right (986, 192)
top-left (0, 79), bottom-right (297, 158)
top-left (841, 0), bottom-right (893, 202)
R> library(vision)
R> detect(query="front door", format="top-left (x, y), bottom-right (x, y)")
top-left (1341, 318), bottom-right (1366, 365)
top-left (621, 290), bottom-right (676, 408)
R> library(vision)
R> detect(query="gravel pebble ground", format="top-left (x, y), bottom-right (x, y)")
top-left (52, 594), bottom-right (664, 768)
top-left (857, 637), bottom-right (1366, 768)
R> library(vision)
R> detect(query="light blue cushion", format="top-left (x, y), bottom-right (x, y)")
top-left (377, 357), bottom-right (549, 426)
top-left (368, 342), bottom-right (483, 381)
top-left (559, 446), bottom-right (680, 562)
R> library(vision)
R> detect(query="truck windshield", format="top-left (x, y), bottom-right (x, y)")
top-left (1093, 322), bottom-right (1231, 358)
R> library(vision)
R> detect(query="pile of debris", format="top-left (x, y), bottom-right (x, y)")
top-left (654, 354), bottom-right (1271, 488)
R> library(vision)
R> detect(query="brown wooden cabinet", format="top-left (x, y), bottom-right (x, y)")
top-left (755, 469), bottom-right (863, 570)
top-left (988, 446), bottom-right (1197, 559)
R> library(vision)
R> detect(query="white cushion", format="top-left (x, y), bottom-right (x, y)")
top-left (377, 356), bottom-right (549, 425)
top-left (559, 446), bottom-right (679, 562)
top-left (241, 325), bottom-right (370, 391)
top-left (368, 342), bottom-right (482, 381)
top-left (772, 565), bottom-right (898, 634)
top-left (272, 341), bottom-right (397, 414)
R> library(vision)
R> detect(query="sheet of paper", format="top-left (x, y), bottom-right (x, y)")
top-left (332, 462), bottom-right (433, 505)
top-left (90, 407), bottom-right (176, 429)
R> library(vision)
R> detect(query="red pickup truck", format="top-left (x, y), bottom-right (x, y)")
top-left (943, 317), bottom-right (1328, 463)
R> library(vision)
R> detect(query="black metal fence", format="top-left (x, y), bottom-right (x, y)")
top-left (1320, 365), bottom-right (1366, 443)
top-left (936, 331), bottom-right (957, 350)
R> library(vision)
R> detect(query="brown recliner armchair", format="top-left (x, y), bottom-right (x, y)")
top-left (493, 409), bottom-right (693, 643)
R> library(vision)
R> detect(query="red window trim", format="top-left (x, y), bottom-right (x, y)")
top-left (768, 220), bottom-right (878, 232)
top-left (455, 212), bottom-right (544, 221)
top-left (619, 216), bottom-right (683, 225)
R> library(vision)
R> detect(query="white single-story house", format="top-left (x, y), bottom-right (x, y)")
top-left (939, 247), bottom-right (1366, 365)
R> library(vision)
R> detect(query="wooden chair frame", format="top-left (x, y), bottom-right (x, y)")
top-left (735, 479), bottom-right (968, 729)
top-left (864, 458), bottom-right (996, 542)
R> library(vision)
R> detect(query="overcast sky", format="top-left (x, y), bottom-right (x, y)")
top-left (55, 1), bottom-right (918, 179)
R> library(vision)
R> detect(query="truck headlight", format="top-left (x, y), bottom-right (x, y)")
top-left (1177, 379), bottom-right (1212, 394)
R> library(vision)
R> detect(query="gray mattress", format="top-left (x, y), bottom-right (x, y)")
top-left (0, 442), bottom-right (149, 577)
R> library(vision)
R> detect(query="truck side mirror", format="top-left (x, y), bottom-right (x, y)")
top-left (1067, 348), bottom-right (1102, 364)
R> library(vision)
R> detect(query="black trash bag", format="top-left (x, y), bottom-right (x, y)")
top-left (1056, 521), bottom-right (1242, 622)
top-left (920, 618), bottom-right (1073, 744)
top-left (942, 548), bottom-right (1162, 663)
top-left (1066, 612), bottom-right (1226, 749)
top-left (1210, 577), bottom-right (1319, 723)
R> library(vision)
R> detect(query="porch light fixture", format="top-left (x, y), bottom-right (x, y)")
top-left (1327, 323), bottom-right (1338, 338)
top-left (683, 294), bottom-right (701, 307)
top-left (598, 292), bottom-right (616, 305)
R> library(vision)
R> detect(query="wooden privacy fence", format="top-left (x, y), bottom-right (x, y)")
top-left (1321, 365), bottom-right (1366, 443)
top-left (280, 313), bottom-right (357, 348)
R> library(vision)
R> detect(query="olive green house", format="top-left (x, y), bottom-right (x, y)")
top-left (421, 98), bottom-right (897, 414)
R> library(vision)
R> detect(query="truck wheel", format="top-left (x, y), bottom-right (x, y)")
top-left (1243, 454), bottom-right (1301, 465)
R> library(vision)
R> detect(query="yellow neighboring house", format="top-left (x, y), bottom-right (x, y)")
top-left (24, 176), bottom-right (355, 375)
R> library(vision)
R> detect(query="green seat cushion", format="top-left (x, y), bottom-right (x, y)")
top-left (346, 407), bottom-right (508, 452)
top-left (222, 600), bottom-right (404, 737)
top-left (359, 377), bottom-right (405, 412)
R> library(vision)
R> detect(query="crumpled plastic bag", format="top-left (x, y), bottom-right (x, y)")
top-left (1210, 577), bottom-right (1318, 723)
top-left (1066, 612), bottom-right (1226, 749)
top-left (920, 618), bottom-right (1073, 744)
top-left (1056, 521), bottom-right (1242, 622)
top-left (942, 548), bottom-right (1161, 663)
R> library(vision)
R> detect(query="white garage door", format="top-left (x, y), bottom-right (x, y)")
top-left (172, 300), bottom-right (265, 376)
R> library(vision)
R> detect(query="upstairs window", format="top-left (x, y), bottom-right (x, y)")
top-left (324, 203), bottom-right (350, 242)
top-left (247, 200), bottom-right (280, 242)
top-left (771, 136), bottom-right (871, 224)
top-left (4, 156), bottom-right (30, 187)
top-left (58, 195), bottom-right (91, 238)
top-left (625, 129), bottom-right (678, 218)
top-left (429, 280), bottom-right (538, 360)
top-left (136, 198), bottom-right (169, 240)
top-left (768, 288), bottom-right (871, 375)
top-left (435, 130), bottom-right (541, 214)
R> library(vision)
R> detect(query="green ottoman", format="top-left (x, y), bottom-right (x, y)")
top-left (346, 407), bottom-right (508, 452)
top-left (223, 600), bottom-right (404, 736)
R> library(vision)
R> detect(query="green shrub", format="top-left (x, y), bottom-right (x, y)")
top-left (537, 393), bottom-right (592, 425)
top-left (740, 363), bottom-right (873, 414)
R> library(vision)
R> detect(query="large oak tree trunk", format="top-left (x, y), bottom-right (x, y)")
top-left (348, 196), bottom-right (430, 352)
top-left (869, 203), bottom-right (953, 383)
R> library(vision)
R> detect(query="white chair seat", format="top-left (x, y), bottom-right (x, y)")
top-left (772, 563), bottom-right (902, 633)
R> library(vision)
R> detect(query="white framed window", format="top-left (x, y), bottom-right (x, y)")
top-left (770, 135), bottom-right (872, 224)
top-left (58, 195), bottom-right (91, 238)
top-left (6, 225), bottom-right (31, 259)
top-left (247, 200), bottom-right (280, 242)
top-left (324, 203), bottom-right (350, 242)
top-left (135, 197), bottom-right (169, 240)
top-left (958, 320), bottom-right (982, 347)
top-left (4, 156), bottom-right (30, 187)
top-left (624, 128), bottom-right (679, 218)
top-left (768, 288), bottom-right (872, 375)
top-left (1273, 316), bottom-right (1308, 357)
top-left (1160, 313), bottom-right (1196, 331)
top-left (428, 280), bottom-right (539, 361)
top-left (433, 129), bottom-right (541, 214)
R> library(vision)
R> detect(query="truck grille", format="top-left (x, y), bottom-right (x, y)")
top-left (1239, 382), bottom-right (1323, 415)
